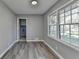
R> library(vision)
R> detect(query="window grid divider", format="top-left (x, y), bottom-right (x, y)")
top-left (78, 24), bottom-right (79, 40)
top-left (63, 10), bottom-right (65, 39)
top-left (70, 5), bottom-right (72, 42)
top-left (57, 11), bottom-right (60, 38)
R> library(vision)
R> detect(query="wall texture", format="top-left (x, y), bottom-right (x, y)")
top-left (0, 1), bottom-right (16, 55)
top-left (17, 15), bottom-right (44, 40)
top-left (44, 0), bottom-right (79, 59)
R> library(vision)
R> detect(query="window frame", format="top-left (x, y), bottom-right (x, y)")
top-left (48, 0), bottom-right (79, 48)
top-left (48, 12), bottom-right (58, 38)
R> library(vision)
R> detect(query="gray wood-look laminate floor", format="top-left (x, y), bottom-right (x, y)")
top-left (2, 42), bottom-right (59, 59)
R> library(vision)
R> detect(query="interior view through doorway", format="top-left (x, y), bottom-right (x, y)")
top-left (19, 19), bottom-right (26, 40)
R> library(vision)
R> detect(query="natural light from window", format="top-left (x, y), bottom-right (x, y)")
top-left (48, 1), bottom-right (79, 47)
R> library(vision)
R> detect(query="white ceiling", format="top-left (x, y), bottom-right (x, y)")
top-left (1, 0), bottom-right (58, 14)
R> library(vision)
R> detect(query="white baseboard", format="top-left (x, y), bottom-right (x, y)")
top-left (0, 40), bottom-right (17, 58)
top-left (0, 39), bottom-right (64, 59)
top-left (27, 39), bottom-right (44, 42)
top-left (42, 40), bottom-right (64, 59)
top-left (0, 39), bottom-right (43, 58)
top-left (26, 39), bottom-right (64, 59)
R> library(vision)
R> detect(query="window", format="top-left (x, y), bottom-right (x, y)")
top-left (59, 10), bottom-right (65, 24)
top-left (72, 5), bottom-right (79, 23)
top-left (59, 2), bottom-right (79, 46)
top-left (48, 13), bottom-right (57, 38)
top-left (48, 1), bottom-right (79, 47)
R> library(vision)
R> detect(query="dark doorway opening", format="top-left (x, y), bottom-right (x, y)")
top-left (19, 19), bottom-right (26, 40)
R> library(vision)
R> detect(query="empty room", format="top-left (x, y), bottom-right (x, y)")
top-left (0, 0), bottom-right (79, 59)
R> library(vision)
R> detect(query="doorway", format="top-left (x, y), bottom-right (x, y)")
top-left (19, 19), bottom-right (26, 40)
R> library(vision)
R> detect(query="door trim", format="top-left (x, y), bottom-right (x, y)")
top-left (17, 17), bottom-right (28, 40)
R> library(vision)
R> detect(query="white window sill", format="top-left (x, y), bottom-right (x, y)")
top-left (48, 35), bottom-right (79, 52)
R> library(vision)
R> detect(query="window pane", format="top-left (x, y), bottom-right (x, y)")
top-left (72, 13), bottom-right (79, 23)
top-left (65, 11), bottom-right (70, 16)
top-left (60, 17), bottom-right (64, 24)
top-left (71, 25), bottom-right (79, 46)
top-left (64, 25), bottom-right (70, 42)
top-left (59, 10), bottom-right (65, 24)
top-left (71, 37), bottom-right (79, 46)
top-left (53, 26), bottom-right (56, 31)
top-left (65, 9), bottom-right (71, 23)
top-left (49, 25), bottom-right (51, 35)
top-left (49, 25), bottom-right (53, 35)
top-left (70, 25), bottom-right (79, 45)
top-left (49, 15), bottom-right (57, 25)
top-left (65, 15), bottom-right (71, 23)
top-left (60, 13), bottom-right (64, 17)
top-left (71, 25), bottom-right (78, 35)
top-left (49, 15), bottom-right (53, 24)
top-left (49, 25), bottom-right (57, 37)
top-left (71, 34), bottom-right (79, 42)
top-left (53, 26), bottom-right (57, 36)
top-left (71, 25), bottom-right (79, 44)
top-left (60, 25), bottom-right (64, 38)
top-left (48, 12), bottom-right (57, 38)
top-left (53, 15), bottom-right (57, 24)
top-left (58, 1), bottom-right (79, 46)
top-left (72, 7), bottom-right (79, 14)
top-left (64, 25), bottom-right (70, 36)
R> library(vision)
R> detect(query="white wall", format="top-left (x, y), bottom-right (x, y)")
top-left (44, 0), bottom-right (79, 59)
top-left (17, 15), bottom-right (44, 40)
top-left (0, 1), bottom-right (16, 55)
